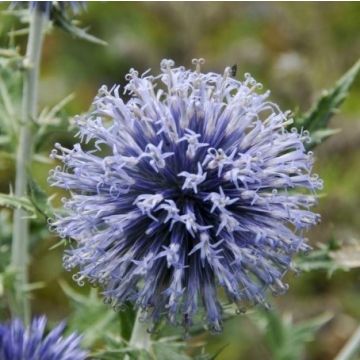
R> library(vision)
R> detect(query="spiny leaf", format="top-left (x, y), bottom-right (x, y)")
top-left (295, 243), bottom-right (338, 273)
top-left (253, 310), bottom-right (333, 360)
top-left (59, 281), bottom-right (117, 348)
top-left (37, 93), bottom-right (75, 126)
top-left (52, 7), bottom-right (107, 46)
top-left (293, 59), bottom-right (360, 149)
top-left (34, 93), bottom-right (75, 151)
top-left (0, 193), bottom-right (36, 217)
top-left (93, 334), bottom-right (218, 360)
top-left (295, 239), bottom-right (360, 277)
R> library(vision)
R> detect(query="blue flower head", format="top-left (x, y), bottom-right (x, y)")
top-left (11, 1), bottom-right (86, 17)
top-left (49, 59), bottom-right (322, 331)
top-left (0, 316), bottom-right (87, 360)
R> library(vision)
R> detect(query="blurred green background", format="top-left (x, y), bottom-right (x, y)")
top-left (0, 2), bottom-right (360, 359)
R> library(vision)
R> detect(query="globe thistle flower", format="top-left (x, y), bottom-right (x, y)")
top-left (0, 316), bottom-right (87, 360)
top-left (10, 1), bottom-right (86, 17)
top-left (49, 59), bottom-right (323, 331)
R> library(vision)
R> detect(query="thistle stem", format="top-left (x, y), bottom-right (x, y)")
top-left (125, 310), bottom-right (151, 359)
top-left (11, 9), bottom-right (46, 324)
top-left (335, 325), bottom-right (360, 360)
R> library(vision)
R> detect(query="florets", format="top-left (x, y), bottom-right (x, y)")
top-left (0, 317), bottom-right (87, 360)
top-left (11, 1), bottom-right (86, 17)
top-left (49, 59), bottom-right (322, 331)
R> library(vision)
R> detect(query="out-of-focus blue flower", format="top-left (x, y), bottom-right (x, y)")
top-left (49, 59), bottom-right (323, 331)
top-left (0, 316), bottom-right (87, 360)
top-left (10, 1), bottom-right (86, 17)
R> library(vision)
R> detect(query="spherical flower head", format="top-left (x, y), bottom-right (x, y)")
top-left (0, 316), bottom-right (87, 360)
top-left (49, 59), bottom-right (323, 332)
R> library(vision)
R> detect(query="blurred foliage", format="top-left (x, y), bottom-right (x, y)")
top-left (0, 44), bottom-right (22, 154)
top-left (296, 238), bottom-right (360, 276)
top-left (59, 280), bottom-right (118, 349)
top-left (0, 192), bottom-right (36, 217)
top-left (0, 210), bottom-right (12, 319)
top-left (252, 310), bottom-right (333, 360)
top-left (0, 2), bottom-right (360, 359)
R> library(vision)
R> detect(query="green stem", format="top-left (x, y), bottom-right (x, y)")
top-left (10, 9), bottom-right (46, 324)
top-left (335, 325), bottom-right (360, 360)
top-left (125, 310), bottom-right (151, 359)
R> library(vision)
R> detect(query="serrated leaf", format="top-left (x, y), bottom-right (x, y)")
top-left (52, 7), bottom-right (107, 46)
top-left (294, 59), bottom-right (360, 149)
top-left (59, 280), bottom-right (117, 348)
